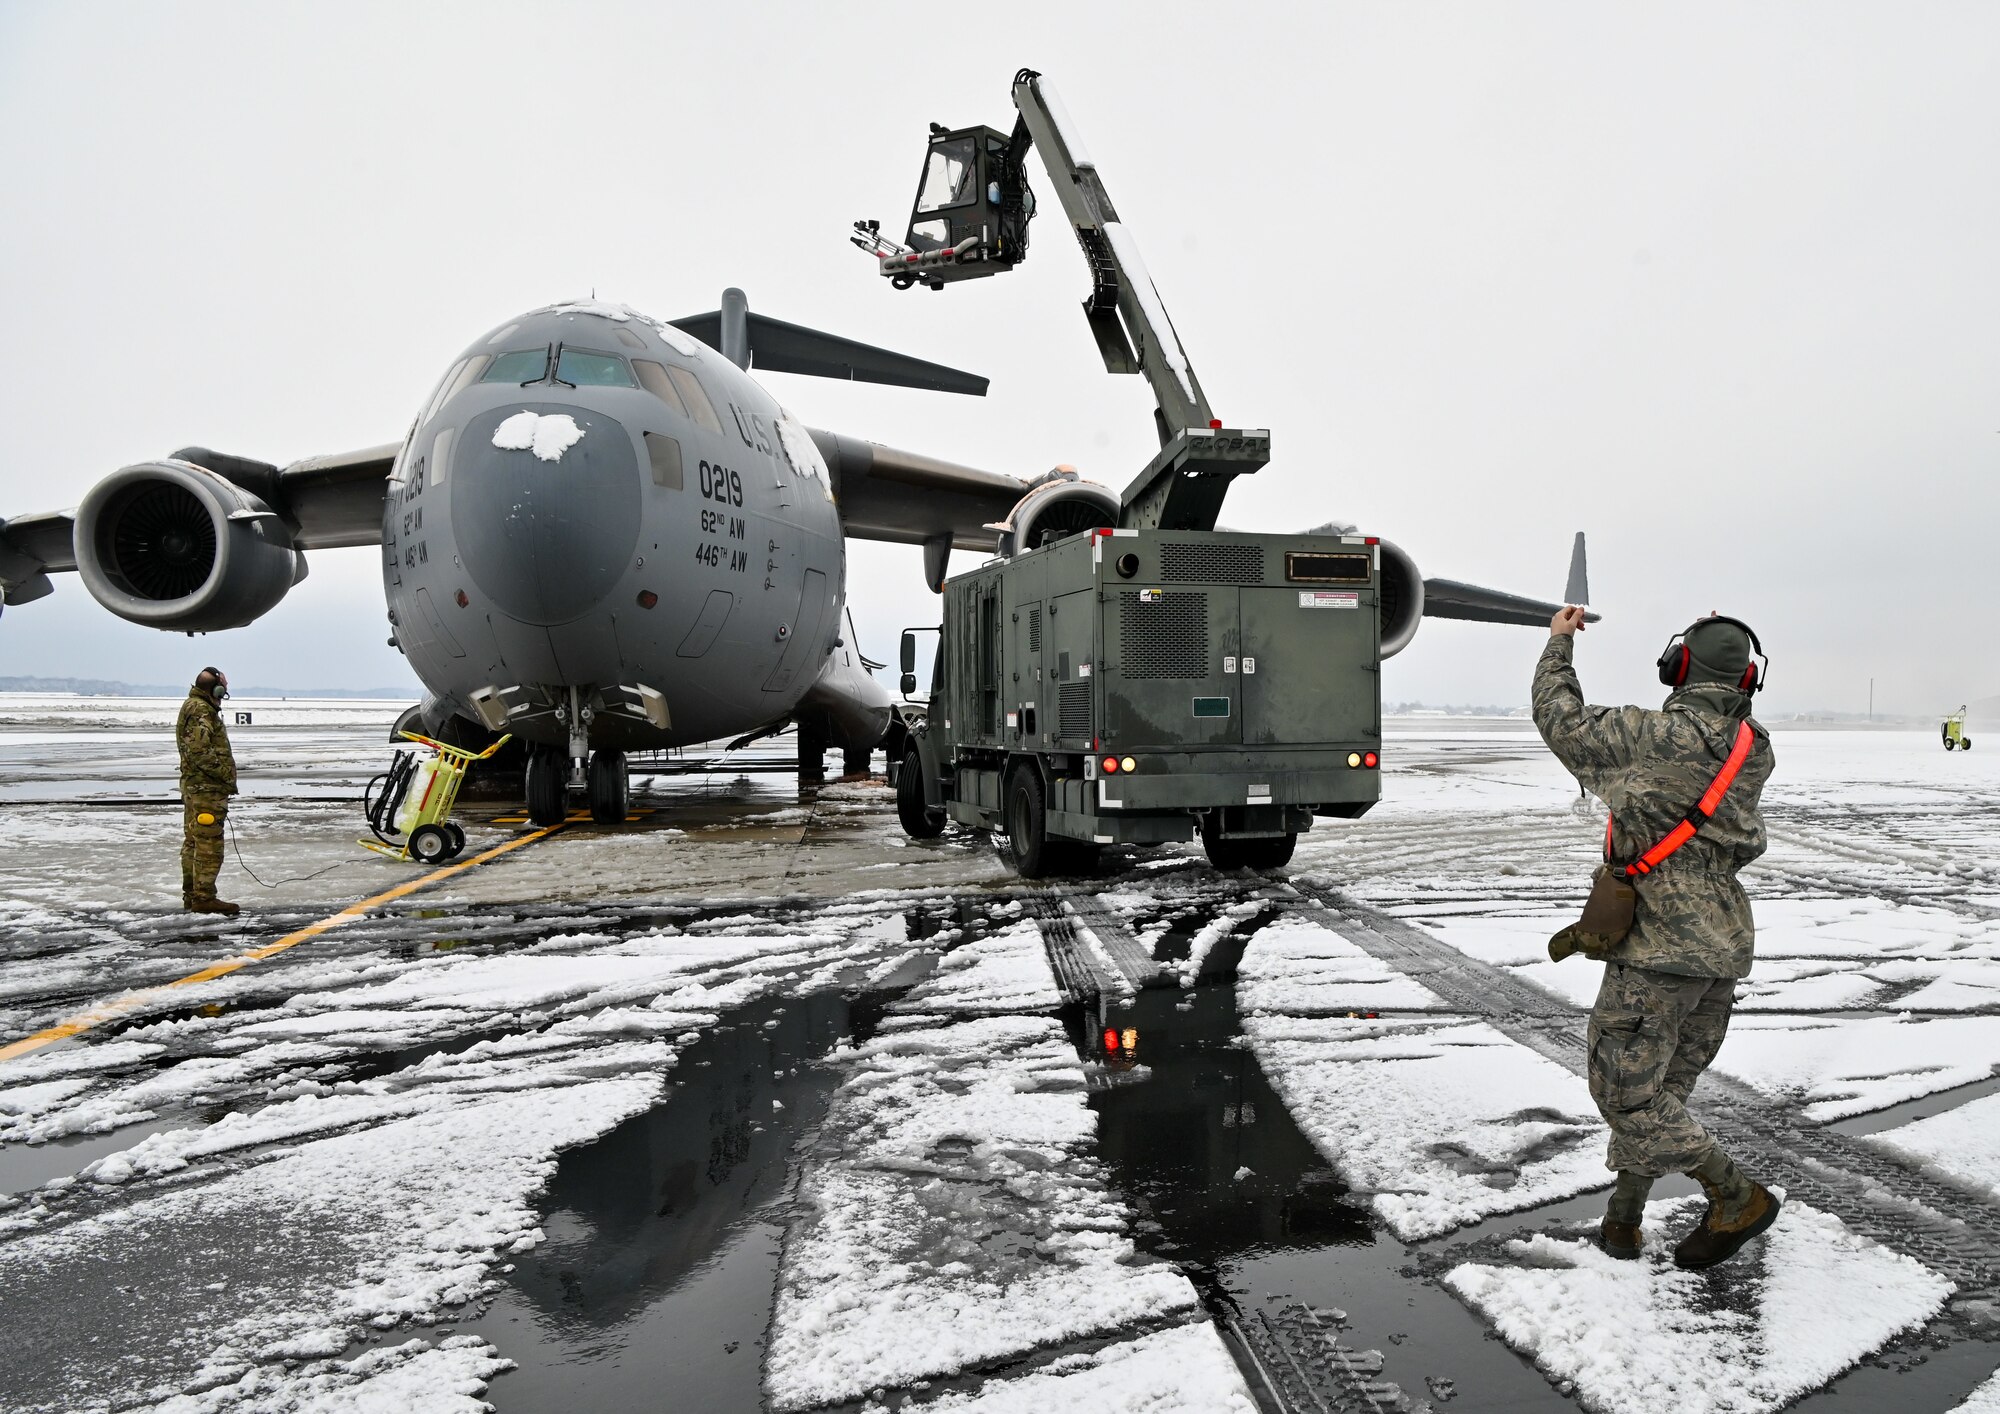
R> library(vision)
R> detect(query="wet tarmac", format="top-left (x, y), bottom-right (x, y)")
top-left (487, 993), bottom-right (856, 1413)
top-left (4, 704), bottom-right (2000, 1412)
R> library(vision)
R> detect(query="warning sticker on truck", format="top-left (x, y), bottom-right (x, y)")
top-left (1299, 591), bottom-right (1359, 609)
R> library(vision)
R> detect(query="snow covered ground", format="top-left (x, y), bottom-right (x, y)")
top-left (2, 714), bottom-right (1997, 1411)
top-left (1448, 1197), bottom-right (1953, 1414)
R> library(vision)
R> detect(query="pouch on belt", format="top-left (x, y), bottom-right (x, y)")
top-left (1548, 865), bottom-right (1636, 961)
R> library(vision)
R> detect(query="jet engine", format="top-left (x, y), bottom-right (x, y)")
top-left (1376, 538), bottom-right (1425, 658)
top-left (75, 460), bottom-right (303, 632)
top-left (994, 470), bottom-right (1120, 559)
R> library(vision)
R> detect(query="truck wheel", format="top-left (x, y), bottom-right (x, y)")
top-left (588, 749), bottom-right (629, 823)
top-left (1006, 767), bottom-right (1053, 878)
top-left (1199, 813), bottom-right (1247, 870)
top-left (1238, 833), bottom-right (1298, 871)
top-left (897, 750), bottom-right (946, 839)
top-left (525, 751), bottom-right (567, 826)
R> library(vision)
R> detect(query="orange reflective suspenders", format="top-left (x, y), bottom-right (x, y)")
top-left (1606, 720), bottom-right (1757, 880)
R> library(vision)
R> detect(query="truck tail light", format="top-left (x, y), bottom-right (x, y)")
top-left (1102, 756), bottom-right (1120, 773)
top-left (1347, 752), bottom-right (1362, 768)
top-left (1364, 751), bottom-right (1379, 768)
top-left (1119, 756), bottom-right (1136, 773)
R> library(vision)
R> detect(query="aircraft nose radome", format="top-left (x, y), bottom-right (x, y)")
top-left (452, 403), bottom-right (642, 626)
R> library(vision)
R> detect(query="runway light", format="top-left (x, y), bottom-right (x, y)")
top-left (1363, 751), bottom-right (1379, 768)
top-left (1119, 756), bottom-right (1136, 773)
top-left (1103, 1028), bottom-right (1120, 1052)
top-left (637, 589), bottom-right (659, 609)
top-left (1347, 752), bottom-right (1362, 768)
top-left (1103, 756), bottom-right (1121, 773)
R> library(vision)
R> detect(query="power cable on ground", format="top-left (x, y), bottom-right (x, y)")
top-left (225, 812), bottom-right (369, 889)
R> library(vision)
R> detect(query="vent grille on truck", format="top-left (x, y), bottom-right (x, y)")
top-left (1160, 542), bottom-right (1265, 583)
top-left (1119, 591), bottom-right (1209, 679)
top-left (1028, 604), bottom-right (1042, 653)
top-left (1059, 680), bottom-right (1092, 739)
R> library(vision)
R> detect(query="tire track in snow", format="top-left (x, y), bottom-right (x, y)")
top-left (1284, 879), bottom-right (2000, 1315)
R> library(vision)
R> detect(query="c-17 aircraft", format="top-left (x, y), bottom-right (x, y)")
top-left (0, 75), bottom-right (1588, 831)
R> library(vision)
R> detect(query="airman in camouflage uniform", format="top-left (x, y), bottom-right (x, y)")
top-left (177, 667), bottom-right (240, 916)
top-left (1533, 607), bottom-right (1780, 1269)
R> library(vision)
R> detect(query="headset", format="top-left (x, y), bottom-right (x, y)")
top-left (1656, 614), bottom-right (1767, 694)
top-left (196, 665), bottom-right (229, 702)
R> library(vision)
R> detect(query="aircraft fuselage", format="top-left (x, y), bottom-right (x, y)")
top-left (383, 302), bottom-right (847, 753)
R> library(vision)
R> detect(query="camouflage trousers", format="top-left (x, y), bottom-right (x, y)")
top-left (181, 794), bottom-right (228, 901)
top-left (1587, 960), bottom-right (1735, 1177)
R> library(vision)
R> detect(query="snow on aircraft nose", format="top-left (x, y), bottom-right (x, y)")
top-left (454, 403), bottom-right (642, 627)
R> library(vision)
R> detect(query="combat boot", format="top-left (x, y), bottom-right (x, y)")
top-left (1600, 1171), bottom-right (1652, 1260)
top-left (1674, 1148), bottom-right (1780, 1270)
top-left (186, 896), bottom-right (241, 917)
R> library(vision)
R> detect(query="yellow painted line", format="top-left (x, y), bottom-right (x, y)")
top-left (0, 823), bottom-right (566, 1066)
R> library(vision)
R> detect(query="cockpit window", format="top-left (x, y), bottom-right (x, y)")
top-left (555, 348), bottom-right (636, 388)
top-left (483, 347), bottom-right (551, 384)
top-left (633, 360), bottom-right (688, 417)
top-left (666, 365), bottom-right (723, 434)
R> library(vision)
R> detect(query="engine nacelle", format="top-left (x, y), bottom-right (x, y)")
top-left (994, 470), bottom-right (1121, 559)
top-left (1377, 538), bottom-right (1425, 658)
top-left (75, 460), bottom-right (303, 632)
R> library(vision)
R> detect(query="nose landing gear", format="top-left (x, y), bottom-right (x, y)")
top-left (521, 689), bottom-right (636, 825)
top-left (588, 749), bottom-right (629, 823)
top-left (525, 748), bottom-right (568, 826)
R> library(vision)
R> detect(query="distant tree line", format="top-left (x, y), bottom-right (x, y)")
top-left (1385, 701), bottom-right (1531, 717)
top-left (0, 675), bottom-right (416, 700)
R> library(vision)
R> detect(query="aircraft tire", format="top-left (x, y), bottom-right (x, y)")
top-left (897, 750), bottom-right (946, 839)
top-left (588, 750), bottom-right (629, 824)
top-left (525, 751), bottom-right (567, 826)
top-left (1005, 766), bottom-right (1052, 878)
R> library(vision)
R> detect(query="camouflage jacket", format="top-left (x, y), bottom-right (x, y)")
top-left (176, 689), bottom-right (237, 797)
top-left (1532, 635), bottom-right (1773, 979)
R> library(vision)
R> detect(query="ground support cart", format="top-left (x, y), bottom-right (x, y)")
top-left (362, 732), bottom-right (512, 864)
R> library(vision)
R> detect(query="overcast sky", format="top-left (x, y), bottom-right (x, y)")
top-left (1, 2), bottom-right (1994, 714)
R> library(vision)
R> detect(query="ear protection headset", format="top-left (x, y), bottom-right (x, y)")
top-left (1656, 615), bottom-right (1767, 694)
top-left (196, 666), bottom-right (228, 701)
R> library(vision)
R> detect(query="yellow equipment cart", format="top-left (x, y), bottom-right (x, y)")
top-left (1943, 708), bottom-right (1972, 752)
top-left (363, 732), bottom-right (512, 863)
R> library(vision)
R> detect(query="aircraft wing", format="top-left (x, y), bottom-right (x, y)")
top-left (673, 309), bottom-right (989, 396)
top-left (808, 428), bottom-right (1029, 551)
top-left (1423, 535), bottom-right (1598, 626)
top-left (1422, 579), bottom-right (1599, 627)
top-left (0, 441), bottom-right (396, 606)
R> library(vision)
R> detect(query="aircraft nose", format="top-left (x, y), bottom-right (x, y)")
top-left (452, 404), bottom-right (642, 626)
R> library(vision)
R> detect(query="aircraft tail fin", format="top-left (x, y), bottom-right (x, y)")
top-left (1564, 531), bottom-right (1589, 606)
top-left (671, 288), bottom-right (988, 396)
